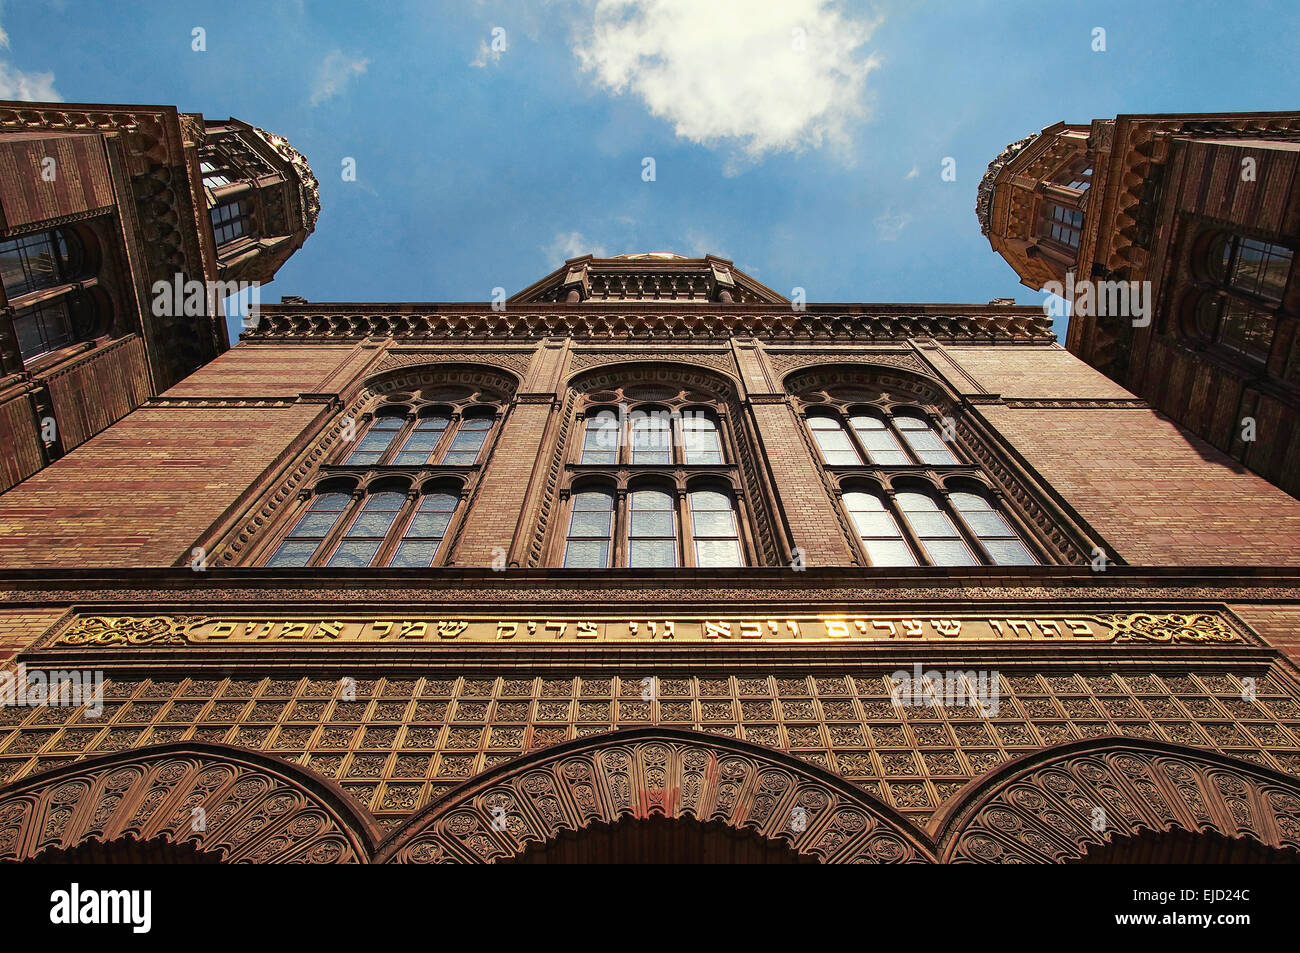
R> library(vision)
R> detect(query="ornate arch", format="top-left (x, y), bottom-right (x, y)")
top-left (376, 727), bottom-right (935, 864)
top-left (933, 738), bottom-right (1300, 863)
top-left (782, 361), bottom-right (952, 408)
top-left (361, 361), bottom-right (520, 401)
top-left (0, 743), bottom-right (377, 864)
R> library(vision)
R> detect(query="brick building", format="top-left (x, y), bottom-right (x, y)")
top-left (1, 111), bottom-right (1300, 863)
top-left (979, 111), bottom-right (1300, 497)
top-left (0, 100), bottom-right (318, 493)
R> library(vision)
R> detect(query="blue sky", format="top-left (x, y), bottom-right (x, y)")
top-left (3, 0), bottom-right (1299, 345)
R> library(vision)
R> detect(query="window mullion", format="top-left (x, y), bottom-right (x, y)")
top-left (373, 491), bottom-right (420, 568)
top-left (379, 417), bottom-right (416, 466)
top-left (886, 488), bottom-right (929, 566)
top-left (613, 488), bottom-right (628, 568)
top-left (884, 414), bottom-right (921, 466)
top-left (938, 486), bottom-right (987, 565)
top-left (677, 487), bottom-right (691, 568)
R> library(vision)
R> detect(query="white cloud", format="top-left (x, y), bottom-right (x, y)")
top-left (904, 165), bottom-right (919, 180)
top-left (574, 0), bottom-right (880, 160)
top-left (0, 19), bottom-right (62, 101)
top-left (873, 207), bottom-right (910, 242)
top-left (546, 231), bottom-right (606, 262)
top-left (309, 50), bottom-right (369, 107)
top-left (470, 39), bottom-right (504, 68)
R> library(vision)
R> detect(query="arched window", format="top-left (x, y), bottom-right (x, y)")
top-left (580, 409), bottom-right (620, 464)
top-left (564, 489), bottom-right (615, 569)
top-left (1, 228), bottom-right (103, 363)
top-left (843, 490), bottom-right (914, 566)
top-left (682, 413), bottom-right (724, 464)
top-left (628, 487), bottom-right (677, 567)
top-left (265, 492), bottom-right (350, 567)
top-left (629, 409), bottom-right (672, 464)
top-left (688, 488), bottom-right (743, 567)
top-left (809, 415), bottom-right (861, 465)
top-left (391, 490), bottom-right (459, 567)
top-left (337, 403), bottom-right (500, 468)
top-left (950, 491), bottom-right (1036, 565)
top-left (327, 490), bottom-right (407, 567)
top-left (442, 412), bottom-right (493, 465)
top-left (893, 414), bottom-right (958, 465)
top-left (345, 413), bottom-right (406, 465)
top-left (0, 230), bottom-right (78, 297)
top-left (393, 414), bottom-right (450, 465)
top-left (560, 380), bottom-right (751, 568)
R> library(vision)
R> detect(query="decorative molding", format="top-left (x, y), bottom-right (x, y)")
top-left (765, 350), bottom-right (929, 379)
top-left (567, 349), bottom-right (738, 379)
top-left (378, 728), bottom-right (932, 863)
top-left (373, 351), bottom-right (534, 379)
top-left (941, 740), bottom-right (1300, 863)
top-left (999, 398), bottom-right (1152, 409)
top-left (245, 308), bottom-right (1055, 345)
top-left (0, 743), bottom-right (373, 864)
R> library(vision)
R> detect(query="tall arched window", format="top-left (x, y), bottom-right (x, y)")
top-left (688, 487), bottom-right (743, 567)
top-left (564, 488), bottom-right (615, 569)
top-left (628, 487), bottom-right (677, 567)
top-left (797, 387), bottom-right (1041, 568)
top-left (391, 489), bottom-right (459, 567)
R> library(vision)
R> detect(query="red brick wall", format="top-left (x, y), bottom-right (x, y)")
top-left (0, 391), bottom-right (44, 493)
top-left (452, 401), bottom-right (550, 566)
top-left (0, 404), bottom-right (320, 567)
top-left (938, 346), bottom-right (1135, 398)
top-left (1230, 605), bottom-right (1300, 663)
top-left (165, 345), bottom-right (357, 397)
top-left (0, 609), bottom-right (65, 664)
top-left (0, 132), bottom-right (114, 230)
top-left (982, 405), bottom-right (1300, 565)
top-left (749, 402), bottom-right (853, 566)
top-left (43, 335), bottom-right (150, 451)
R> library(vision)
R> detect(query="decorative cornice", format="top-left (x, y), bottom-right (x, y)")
top-left (244, 306), bottom-right (1055, 345)
top-left (976, 132), bottom-right (1040, 235)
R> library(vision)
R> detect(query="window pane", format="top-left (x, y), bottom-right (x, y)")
top-left (407, 512), bottom-right (453, 537)
top-left (629, 539), bottom-right (676, 568)
top-left (691, 509), bottom-right (737, 537)
top-left (568, 511), bottom-right (612, 537)
top-left (895, 417), bottom-right (958, 465)
top-left (563, 539), bottom-right (608, 569)
top-left (265, 540), bottom-right (319, 568)
top-left (630, 510), bottom-right (673, 537)
top-left (922, 539), bottom-right (977, 566)
top-left (573, 491), bottom-right (614, 511)
top-left (850, 511), bottom-right (899, 538)
top-left (811, 419), bottom-right (861, 465)
top-left (690, 489), bottom-right (731, 511)
top-left (12, 300), bottom-right (76, 360)
top-left (630, 411), bottom-right (672, 464)
top-left (327, 540), bottom-right (382, 567)
top-left (390, 541), bottom-right (440, 568)
top-left (582, 410), bottom-right (620, 464)
top-left (962, 510), bottom-right (1014, 538)
top-left (863, 540), bottom-right (916, 567)
top-left (695, 539), bottom-right (742, 567)
top-left (843, 491), bottom-right (885, 512)
top-left (683, 416), bottom-right (723, 464)
top-left (984, 539), bottom-right (1036, 566)
top-left (287, 511), bottom-right (340, 538)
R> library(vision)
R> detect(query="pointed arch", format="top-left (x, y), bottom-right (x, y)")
top-left (933, 738), bottom-right (1300, 863)
top-left (376, 727), bottom-right (936, 864)
top-left (0, 743), bottom-right (378, 864)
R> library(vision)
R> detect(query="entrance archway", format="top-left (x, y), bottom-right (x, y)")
top-left (508, 815), bottom-right (816, 864)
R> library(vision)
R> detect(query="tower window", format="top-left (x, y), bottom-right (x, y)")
top-left (0, 230), bottom-right (73, 298)
top-left (1046, 204), bottom-right (1083, 248)
top-left (1194, 294), bottom-right (1276, 363)
top-left (200, 159), bottom-right (231, 189)
top-left (210, 199), bottom-right (251, 246)
top-left (1222, 237), bottom-right (1293, 303)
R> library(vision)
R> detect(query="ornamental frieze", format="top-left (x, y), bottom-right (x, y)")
top-left (49, 610), bottom-right (1246, 647)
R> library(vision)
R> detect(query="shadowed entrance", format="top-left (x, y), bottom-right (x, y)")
top-left (507, 815), bottom-right (816, 864)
